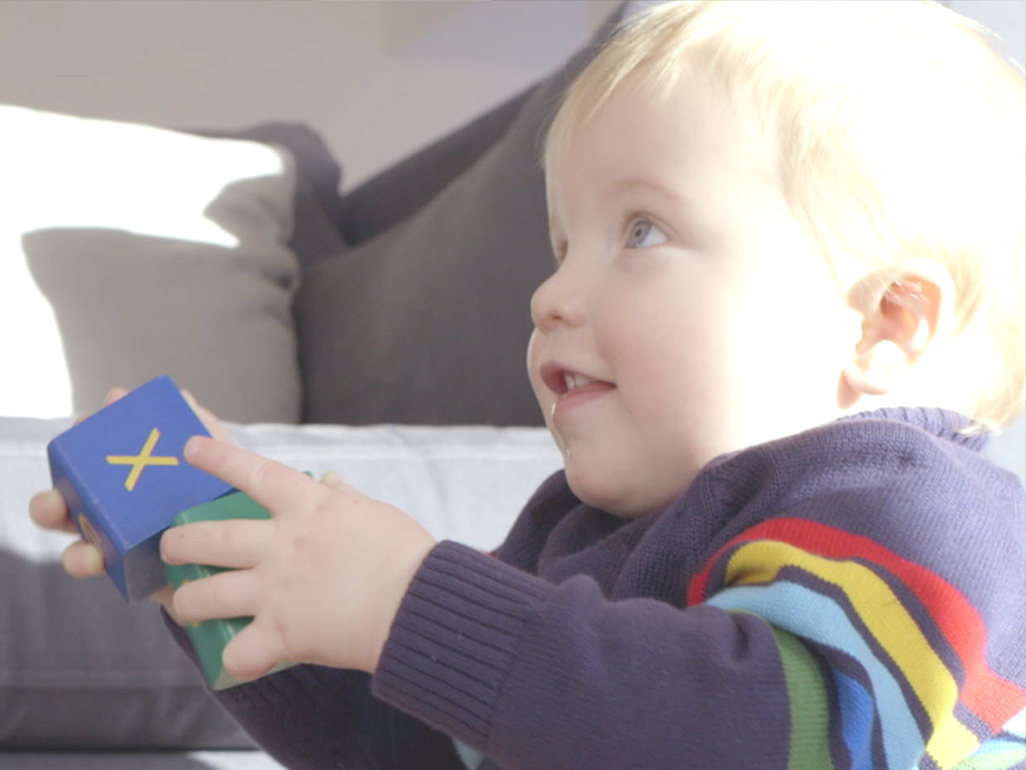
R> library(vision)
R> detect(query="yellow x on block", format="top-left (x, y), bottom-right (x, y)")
top-left (106, 427), bottom-right (180, 492)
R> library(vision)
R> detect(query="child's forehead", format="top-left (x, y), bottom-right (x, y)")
top-left (544, 73), bottom-right (774, 207)
top-left (543, 0), bottom-right (1015, 204)
top-left (545, 78), bottom-right (686, 188)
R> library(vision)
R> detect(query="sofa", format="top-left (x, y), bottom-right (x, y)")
top-left (0, 7), bottom-right (629, 767)
top-left (0, 2), bottom-right (1023, 768)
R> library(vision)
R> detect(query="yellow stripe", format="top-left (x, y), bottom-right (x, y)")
top-left (726, 540), bottom-right (978, 766)
top-left (105, 427), bottom-right (180, 491)
top-left (106, 456), bottom-right (180, 465)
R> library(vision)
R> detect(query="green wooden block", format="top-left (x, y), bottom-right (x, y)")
top-left (164, 490), bottom-right (297, 690)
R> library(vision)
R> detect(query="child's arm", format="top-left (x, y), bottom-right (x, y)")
top-left (371, 531), bottom-right (1024, 770)
top-left (373, 539), bottom-right (798, 770)
top-left (163, 438), bottom-right (795, 769)
top-left (160, 612), bottom-right (467, 770)
top-left (162, 436), bottom-right (1025, 770)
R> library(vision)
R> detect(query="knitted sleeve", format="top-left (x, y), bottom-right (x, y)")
top-left (373, 525), bottom-right (1024, 770)
top-left (373, 541), bottom-right (796, 770)
top-left (688, 517), bottom-right (1026, 770)
top-left (162, 612), bottom-right (466, 770)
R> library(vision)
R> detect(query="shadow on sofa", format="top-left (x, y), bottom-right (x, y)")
top-left (0, 545), bottom-right (254, 752)
top-left (0, 753), bottom-right (244, 770)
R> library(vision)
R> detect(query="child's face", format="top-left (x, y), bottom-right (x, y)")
top-left (528, 71), bottom-right (862, 518)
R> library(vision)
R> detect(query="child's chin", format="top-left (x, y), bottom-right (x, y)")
top-left (565, 471), bottom-right (642, 519)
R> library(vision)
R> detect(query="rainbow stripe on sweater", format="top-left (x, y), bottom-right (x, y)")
top-left (687, 518), bottom-right (1025, 770)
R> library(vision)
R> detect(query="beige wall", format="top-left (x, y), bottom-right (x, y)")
top-left (0, 0), bottom-right (618, 188)
top-left (3, 0), bottom-right (1019, 188)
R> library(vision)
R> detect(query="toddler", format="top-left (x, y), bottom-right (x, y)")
top-left (30, 2), bottom-right (1026, 769)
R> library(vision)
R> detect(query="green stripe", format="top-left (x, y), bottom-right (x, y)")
top-left (950, 747), bottom-right (1026, 770)
top-left (770, 625), bottom-right (835, 770)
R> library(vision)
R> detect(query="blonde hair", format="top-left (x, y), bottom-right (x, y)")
top-left (544, 0), bottom-right (1025, 429)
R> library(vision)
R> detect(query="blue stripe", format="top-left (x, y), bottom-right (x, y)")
top-left (707, 581), bottom-right (925, 770)
top-left (834, 669), bottom-right (877, 770)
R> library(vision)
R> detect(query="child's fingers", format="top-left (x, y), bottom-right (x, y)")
top-left (61, 540), bottom-right (105, 578)
top-left (72, 387), bottom-right (129, 426)
top-left (222, 616), bottom-right (288, 683)
top-left (160, 519), bottom-right (271, 569)
top-left (319, 470), bottom-right (345, 489)
top-left (184, 436), bottom-right (324, 517)
top-left (181, 389), bottom-right (234, 445)
top-left (150, 586), bottom-right (180, 623)
top-left (104, 387), bottom-right (130, 406)
top-left (28, 489), bottom-right (77, 534)
top-left (319, 470), bottom-right (359, 496)
top-left (31, 489), bottom-right (104, 578)
top-left (171, 569), bottom-right (260, 626)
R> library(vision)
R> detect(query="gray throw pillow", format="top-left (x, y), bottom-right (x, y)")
top-left (191, 122), bottom-right (348, 269)
top-left (294, 6), bottom-right (629, 426)
top-left (0, 105), bottom-right (304, 425)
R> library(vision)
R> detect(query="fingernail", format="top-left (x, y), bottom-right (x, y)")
top-left (86, 546), bottom-right (104, 574)
top-left (183, 435), bottom-right (204, 460)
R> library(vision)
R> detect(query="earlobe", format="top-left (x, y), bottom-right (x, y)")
top-left (841, 259), bottom-right (955, 400)
top-left (842, 340), bottom-right (911, 398)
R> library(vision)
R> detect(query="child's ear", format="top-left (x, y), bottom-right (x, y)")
top-left (842, 259), bottom-right (955, 399)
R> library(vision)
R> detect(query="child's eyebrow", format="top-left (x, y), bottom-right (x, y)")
top-left (547, 214), bottom-right (566, 263)
top-left (609, 176), bottom-right (684, 203)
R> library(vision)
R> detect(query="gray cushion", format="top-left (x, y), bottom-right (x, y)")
top-left (294, 7), bottom-right (628, 426)
top-left (336, 88), bottom-right (533, 253)
top-left (0, 105), bottom-right (303, 425)
top-left (192, 122), bottom-right (348, 269)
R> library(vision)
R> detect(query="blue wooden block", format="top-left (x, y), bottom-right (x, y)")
top-left (47, 375), bottom-right (233, 601)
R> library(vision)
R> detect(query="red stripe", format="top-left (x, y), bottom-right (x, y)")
top-left (686, 517), bottom-right (1024, 731)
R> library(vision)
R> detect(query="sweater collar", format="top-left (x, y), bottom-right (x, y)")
top-left (836, 407), bottom-right (988, 452)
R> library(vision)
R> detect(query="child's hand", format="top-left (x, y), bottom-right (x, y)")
top-left (28, 387), bottom-right (231, 621)
top-left (160, 436), bottom-right (437, 680)
top-left (30, 387), bottom-right (132, 580)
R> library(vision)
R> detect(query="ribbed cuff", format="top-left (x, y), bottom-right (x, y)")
top-left (372, 540), bottom-right (550, 749)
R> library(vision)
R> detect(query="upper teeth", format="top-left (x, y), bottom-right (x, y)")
top-left (563, 372), bottom-right (591, 392)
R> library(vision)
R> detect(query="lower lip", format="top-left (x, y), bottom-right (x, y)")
top-left (552, 383), bottom-right (614, 422)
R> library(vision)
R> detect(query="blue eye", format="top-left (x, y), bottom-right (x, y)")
top-left (626, 219), bottom-right (668, 249)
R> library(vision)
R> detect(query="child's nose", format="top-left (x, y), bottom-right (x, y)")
top-left (530, 264), bottom-right (586, 332)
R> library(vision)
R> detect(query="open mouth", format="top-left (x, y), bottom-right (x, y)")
top-left (540, 363), bottom-right (614, 398)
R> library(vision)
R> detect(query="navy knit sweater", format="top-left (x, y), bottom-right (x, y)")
top-left (169, 408), bottom-right (1026, 770)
